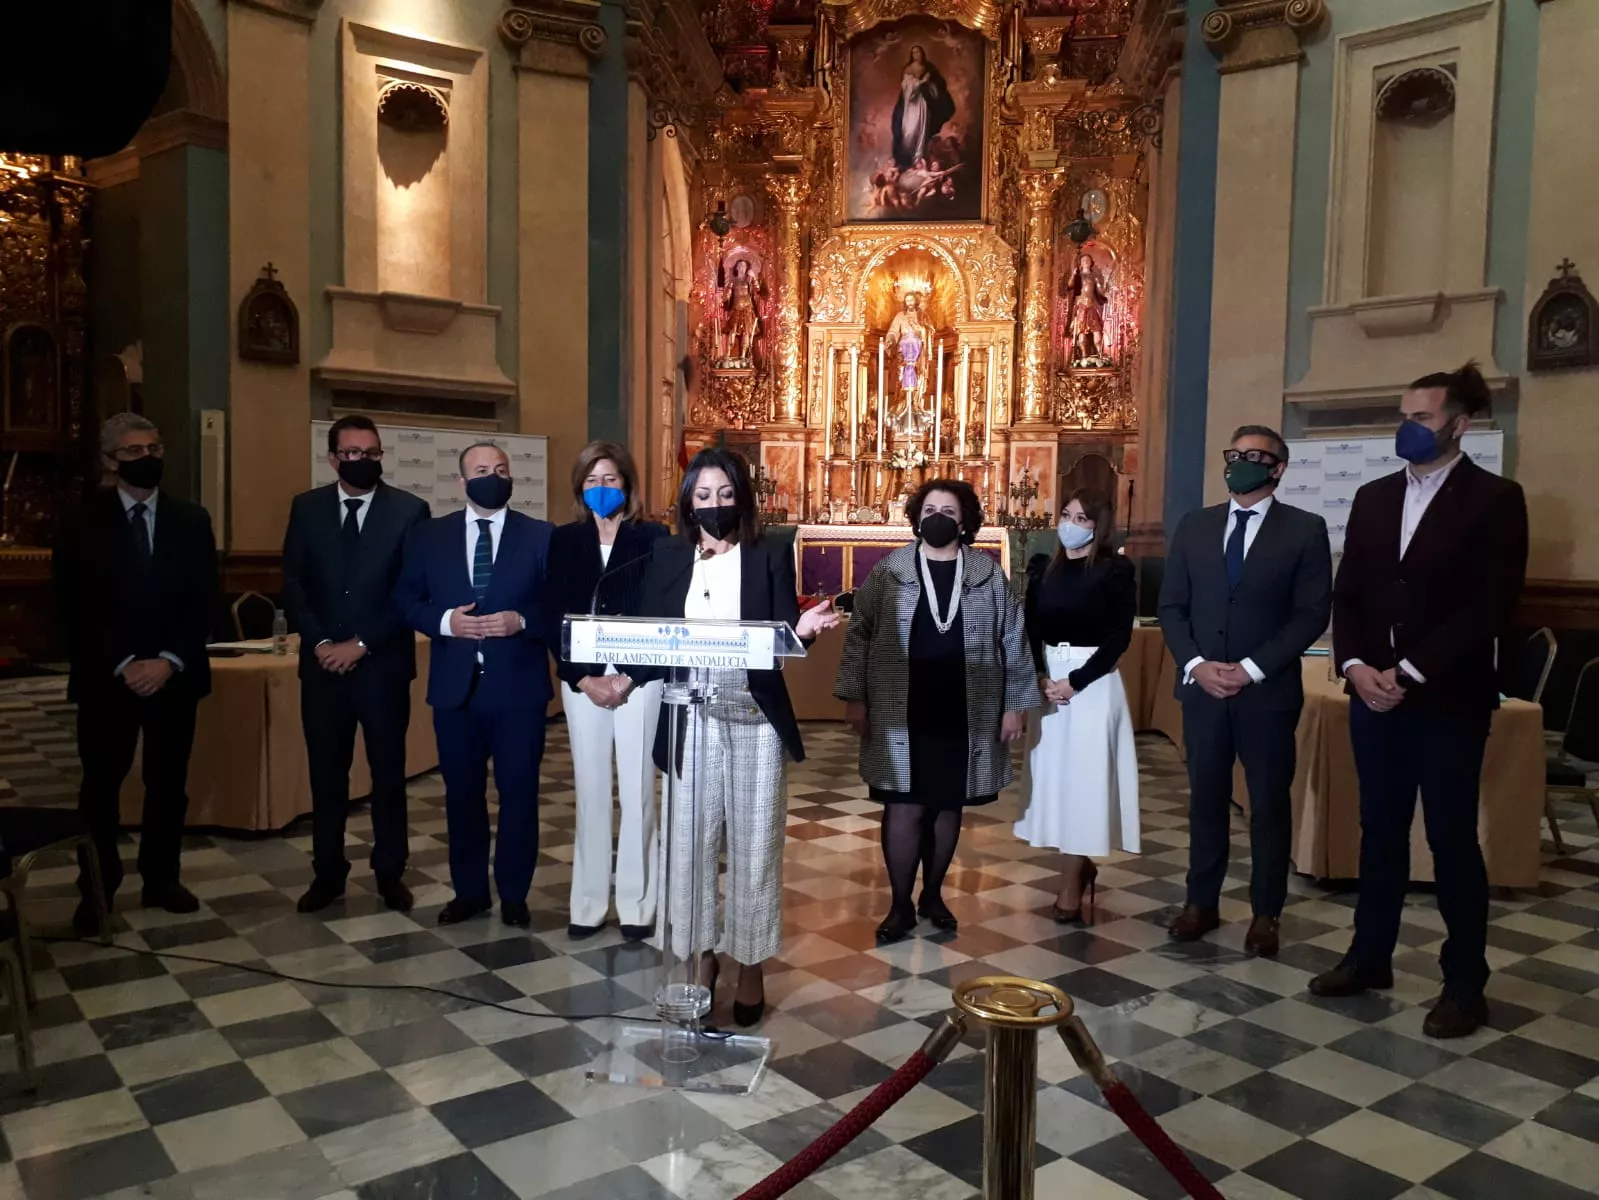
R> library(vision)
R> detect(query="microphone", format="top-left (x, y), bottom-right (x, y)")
top-left (588, 549), bottom-right (653, 615)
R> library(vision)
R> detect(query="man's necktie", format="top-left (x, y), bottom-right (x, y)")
top-left (1226, 509), bottom-right (1256, 589)
top-left (472, 519), bottom-right (494, 604)
top-left (341, 498), bottom-right (362, 562)
top-left (129, 503), bottom-right (152, 564)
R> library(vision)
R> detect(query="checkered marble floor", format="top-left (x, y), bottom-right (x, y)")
top-left (1, 679), bottom-right (1598, 1200)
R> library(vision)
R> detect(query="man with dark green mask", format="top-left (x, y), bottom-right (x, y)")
top-left (1158, 425), bottom-right (1332, 959)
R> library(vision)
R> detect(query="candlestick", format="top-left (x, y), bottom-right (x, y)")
top-left (876, 339), bottom-right (886, 457)
top-left (824, 346), bottom-right (835, 458)
top-left (984, 346), bottom-right (995, 459)
top-left (958, 344), bottom-right (971, 459)
top-left (934, 343), bottom-right (944, 463)
top-left (1, 450), bottom-right (15, 493)
top-left (848, 347), bottom-right (859, 462)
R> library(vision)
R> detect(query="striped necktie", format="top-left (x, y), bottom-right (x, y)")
top-left (472, 518), bottom-right (494, 604)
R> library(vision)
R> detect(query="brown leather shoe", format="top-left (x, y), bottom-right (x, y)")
top-left (1422, 992), bottom-right (1488, 1039)
top-left (1244, 916), bottom-right (1280, 958)
top-left (1308, 961), bottom-right (1394, 997)
top-left (1167, 904), bottom-right (1220, 942)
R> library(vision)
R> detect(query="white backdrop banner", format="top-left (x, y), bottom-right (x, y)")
top-left (311, 421), bottom-right (549, 521)
top-left (1279, 431), bottom-right (1504, 556)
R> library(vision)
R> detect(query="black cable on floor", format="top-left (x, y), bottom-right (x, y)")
top-left (38, 933), bottom-right (669, 1027)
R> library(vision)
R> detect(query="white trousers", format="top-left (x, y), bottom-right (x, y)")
top-left (666, 688), bottom-right (788, 966)
top-left (562, 678), bottom-right (663, 928)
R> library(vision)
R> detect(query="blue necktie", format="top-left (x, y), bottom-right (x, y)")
top-left (472, 519), bottom-right (494, 604)
top-left (1226, 509), bottom-right (1256, 589)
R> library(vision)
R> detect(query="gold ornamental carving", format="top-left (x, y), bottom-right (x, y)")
top-left (767, 174), bottom-right (808, 424)
top-left (1017, 169), bottom-right (1065, 422)
top-left (808, 225), bottom-right (1018, 325)
top-left (829, 0), bottom-right (1007, 38)
top-left (500, 0), bottom-right (608, 77)
top-left (1201, 0), bottom-right (1326, 73)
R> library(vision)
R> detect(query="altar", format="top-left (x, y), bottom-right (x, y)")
top-left (793, 522), bottom-right (1011, 596)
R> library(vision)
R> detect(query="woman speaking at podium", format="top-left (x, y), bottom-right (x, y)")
top-left (632, 448), bottom-right (842, 1026)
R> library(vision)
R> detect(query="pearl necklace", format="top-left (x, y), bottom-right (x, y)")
top-left (917, 544), bottom-right (963, 635)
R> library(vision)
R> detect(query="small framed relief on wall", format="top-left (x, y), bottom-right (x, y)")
top-left (1527, 259), bottom-right (1598, 373)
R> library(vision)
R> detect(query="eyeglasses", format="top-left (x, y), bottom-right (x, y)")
top-left (111, 443), bottom-right (164, 461)
top-left (1222, 448), bottom-right (1282, 466)
top-left (333, 448), bottom-right (385, 462)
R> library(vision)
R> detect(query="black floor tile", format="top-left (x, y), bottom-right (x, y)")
top-left (220, 1008), bottom-right (343, 1058)
top-left (489, 1025), bottom-right (605, 1078)
top-left (1189, 1018), bottom-right (1313, 1070)
top-left (904, 1112), bottom-right (1059, 1189)
top-left (132, 1059), bottom-right (269, 1125)
top-left (770, 1041), bottom-right (893, 1101)
top-left (740, 1102), bottom-right (893, 1171)
top-left (1369, 1082), bottom-right (1522, 1148)
top-left (1245, 1138), bottom-right (1410, 1200)
top-left (89, 1001), bottom-right (211, 1053)
top-left (1070, 1130), bottom-right (1228, 1200)
top-left (430, 1081), bottom-right (573, 1148)
top-left (278, 1069), bottom-right (418, 1137)
top-left (14, 1129), bottom-right (176, 1200)
top-left (1327, 1026), bottom-right (1458, 1079)
top-left (357, 1151), bottom-right (519, 1200)
top-left (1425, 1150), bottom-right (1598, 1200)
top-left (1471, 1034), bottom-right (1599, 1090)
top-left (1064, 1063), bottom-right (1198, 1119)
top-left (353, 1015), bottom-right (478, 1069)
top-left (1209, 1072), bottom-right (1357, 1136)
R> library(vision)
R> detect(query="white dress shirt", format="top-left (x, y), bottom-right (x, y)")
top-left (1341, 452), bottom-right (1465, 685)
top-left (685, 544), bottom-right (743, 621)
top-left (115, 487), bottom-right (185, 677)
top-left (1183, 495), bottom-right (1273, 686)
top-left (439, 506), bottom-right (521, 661)
top-left (337, 483), bottom-right (374, 531)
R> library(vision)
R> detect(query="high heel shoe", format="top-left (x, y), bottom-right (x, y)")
top-left (1051, 862), bottom-right (1099, 925)
top-left (733, 966), bottom-right (765, 1027)
top-left (917, 894), bottom-right (959, 933)
top-left (875, 906), bottom-right (918, 945)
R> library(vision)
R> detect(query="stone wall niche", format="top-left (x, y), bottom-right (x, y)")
top-left (1290, 2), bottom-right (1504, 413)
top-left (315, 22), bottom-right (514, 408)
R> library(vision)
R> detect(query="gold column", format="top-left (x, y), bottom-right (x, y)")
top-left (767, 173), bottom-right (807, 425)
top-left (1017, 169), bottom-right (1066, 423)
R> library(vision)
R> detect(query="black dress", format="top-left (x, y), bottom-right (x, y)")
top-left (1024, 552), bottom-right (1136, 689)
top-left (870, 558), bottom-right (996, 811)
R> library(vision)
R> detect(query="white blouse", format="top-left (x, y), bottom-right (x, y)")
top-left (686, 544), bottom-right (743, 620)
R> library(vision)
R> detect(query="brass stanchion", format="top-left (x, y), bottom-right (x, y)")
top-left (952, 976), bottom-right (1075, 1200)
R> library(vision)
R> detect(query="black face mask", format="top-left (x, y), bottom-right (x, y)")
top-left (117, 456), bottom-right (164, 490)
top-left (465, 474), bottom-right (514, 511)
top-left (918, 512), bottom-right (960, 549)
top-left (337, 458), bottom-right (382, 490)
top-left (694, 505), bottom-right (741, 541)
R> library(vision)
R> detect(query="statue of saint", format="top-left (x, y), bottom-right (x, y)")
top-left (1063, 252), bottom-right (1109, 365)
top-left (886, 292), bottom-right (931, 439)
top-left (718, 258), bottom-right (764, 366)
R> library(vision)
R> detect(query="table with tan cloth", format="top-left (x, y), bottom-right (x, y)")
top-left (119, 634), bottom-right (437, 833)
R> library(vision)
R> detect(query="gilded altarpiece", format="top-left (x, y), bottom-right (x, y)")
top-left (679, 0), bottom-right (1153, 529)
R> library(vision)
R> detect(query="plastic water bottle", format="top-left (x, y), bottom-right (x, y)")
top-left (272, 609), bottom-right (289, 656)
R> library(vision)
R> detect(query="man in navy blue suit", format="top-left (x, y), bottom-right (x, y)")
top-left (396, 442), bottom-right (554, 927)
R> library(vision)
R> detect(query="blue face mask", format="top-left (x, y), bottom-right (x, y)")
top-left (1396, 419), bottom-right (1446, 465)
top-left (1057, 520), bottom-right (1095, 551)
top-left (583, 485), bottom-right (626, 519)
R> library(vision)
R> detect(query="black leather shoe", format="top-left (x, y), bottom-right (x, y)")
top-left (1308, 961), bottom-right (1395, 997)
top-left (567, 920), bottom-right (606, 940)
top-left (376, 877), bottom-right (414, 913)
top-left (436, 898), bottom-right (492, 926)
top-left (72, 897), bottom-right (103, 938)
top-left (502, 901), bottom-right (531, 929)
top-left (733, 998), bottom-right (765, 1028)
top-left (297, 878), bottom-right (346, 914)
top-left (875, 906), bottom-right (917, 945)
top-left (141, 884), bottom-right (200, 915)
top-left (918, 894), bottom-right (959, 933)
top-left (1423, 992), bottom-right (1488, 1039)
top-left (619, 924), bottom-right (653, 943)
top-left (1167, 904), bottom-right (1220, 942)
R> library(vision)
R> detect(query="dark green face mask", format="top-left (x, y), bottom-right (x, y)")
top-left (1224, 459), bottom-right (1276, 495)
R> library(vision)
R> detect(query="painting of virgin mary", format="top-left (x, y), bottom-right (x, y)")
top-left (848, 17), bottom-right (986, 223)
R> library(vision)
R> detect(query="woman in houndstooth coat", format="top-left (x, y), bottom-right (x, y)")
top-left (834, 479), bottom-right (1040, 945)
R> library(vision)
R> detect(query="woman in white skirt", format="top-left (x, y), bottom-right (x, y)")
top-left (1016, 489), bottom-right (1139, 923)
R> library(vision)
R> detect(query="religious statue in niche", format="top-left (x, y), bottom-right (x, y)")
top-left (4, 325), bottom-right (60, 433)
top-left (714, 249), bottom-right (766, 371)
top-left (1063, 247), bottom-right (1112, 369)
top-left (1527, 259), bottom-right (1599, 373)
top-left (237, 264), bottom-right (300, 366)
top-left (886, 288), bottom-right (933, 441)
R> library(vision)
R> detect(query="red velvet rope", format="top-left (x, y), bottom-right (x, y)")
top-left (1101, 1079), bottom-right (1225, 1200)
top-left (735, 1049), bottom-right (937, 1200)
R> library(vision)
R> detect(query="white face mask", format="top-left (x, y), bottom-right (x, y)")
top-left (1058, 519), bottom-right (1095, 551)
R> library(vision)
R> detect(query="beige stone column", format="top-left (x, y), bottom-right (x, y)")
top-left (1200, 0), bottom-right (1325, 501)
top-left (227, 0), bottom-right (315, 552)
top-left (1519, 0), bottom-right (1599, 580)
top-left (1018, 169), bottom-right (1066, 424)
top-left (1131, 73), bottom-right (1181, 537)
top-left (501, 1), bottom-right (606, 480)
top-left (767, 174), bottom-right (807, 425)
top-left (625, 74), bottom-right (651, 461)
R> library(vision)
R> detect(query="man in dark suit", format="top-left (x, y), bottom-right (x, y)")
top-left (283, 415), bottom-right (430, 914)
top-left (1312, 364), bottom-right (1527, 1039)
top-left (396, 441), bottom-right (553, 928)
top-left (54, 413), bottom-right (218, 932)
top-left (1159, 425), bottom-right (1332, 958)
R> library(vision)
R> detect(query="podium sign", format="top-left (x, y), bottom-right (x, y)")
top-left (564, 618), bottom-right (797, 672)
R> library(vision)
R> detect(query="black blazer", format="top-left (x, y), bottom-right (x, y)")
top-left (1333, 456), bottom-right (1527, 712)
top-left (54, 487), bottom-right (218, 703)
top-left (281, 482), bottom-right (431, 682)
top-left (1158, 498), bottom-right (1332, 712)
top-left (633, 535), bottom-right (808, 770)
top-left (547, 516), bottom-right (668, 691)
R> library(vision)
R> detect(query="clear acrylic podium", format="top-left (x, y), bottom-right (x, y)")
top-left (561, 614), bottom-right (807, 1095)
